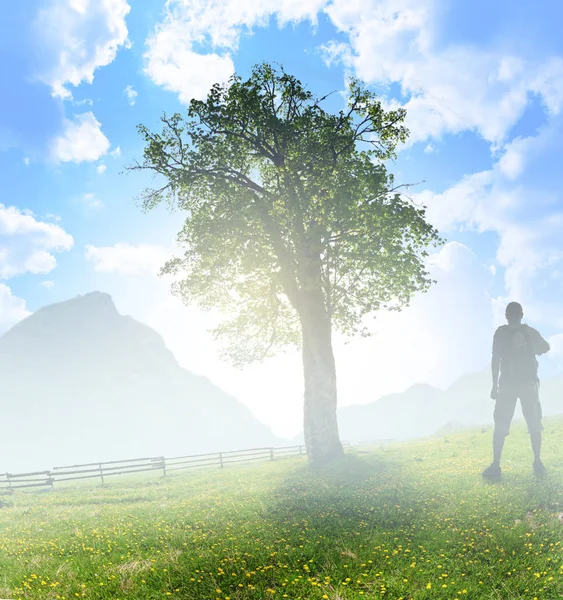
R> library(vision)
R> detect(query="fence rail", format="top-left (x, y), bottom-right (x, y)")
top-left (0, 441), bottom-right (350, 491)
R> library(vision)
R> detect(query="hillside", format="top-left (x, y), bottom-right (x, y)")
top-left (0, 292), bottom-right (282, 473)
top-left (0, 418), bottom-right (562, 599)
top-left (337, 369), bottom-right (563, 444)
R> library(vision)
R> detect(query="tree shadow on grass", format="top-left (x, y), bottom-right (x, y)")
top-left (278, 450), bottom-right (398, 491)
top-left (261, 450), bottom-right (403, 524)
top-left (311, 451), bottom-right (396, 485)
top-left (241, 449), bottom-right (419, 578)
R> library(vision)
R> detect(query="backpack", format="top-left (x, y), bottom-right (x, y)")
top-left (502, 325), bottom-right (538, 385)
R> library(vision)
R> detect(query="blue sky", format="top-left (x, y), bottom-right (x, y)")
top-left (2, 0), bottom-right (563, 436)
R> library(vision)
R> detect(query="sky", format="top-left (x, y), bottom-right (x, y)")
top-left (2, 0), bottom-right (563, 438)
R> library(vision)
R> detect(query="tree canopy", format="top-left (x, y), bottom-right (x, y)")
top-left (131, 63), bottom-right (441, 368)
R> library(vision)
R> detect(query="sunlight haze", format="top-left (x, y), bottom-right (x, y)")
top-left (2, 0), bottom-right (563, 441)
top-left (1, 4), bottom-right (562, 598)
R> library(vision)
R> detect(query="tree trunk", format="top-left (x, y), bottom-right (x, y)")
top-left (300, 289), bottom-right (344, 466)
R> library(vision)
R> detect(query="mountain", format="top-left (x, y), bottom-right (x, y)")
top-left (0, 292), bottom-right (283, 473)
top-left (337, 368), bottom-right (563, 444)
top-left (337, 383), bottom-right (444, 443)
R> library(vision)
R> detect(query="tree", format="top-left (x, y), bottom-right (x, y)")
top-left (130, 63), bottom-right (441, 465)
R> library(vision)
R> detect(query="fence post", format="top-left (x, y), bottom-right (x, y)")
top-left (161, 457), bottom-right (167, 477)
top-left (7, 474), bottom-right (12, 491)
top-left (99, 463), bottom-right (105, 486)
top-left (219, 453), bottom-right (223, 469)
top-left (299, 445), bottom-right (303, 456)
top-left (270, 448), bottom-right (274, 461)
top-left (49, 473), bottom-right (54, 490)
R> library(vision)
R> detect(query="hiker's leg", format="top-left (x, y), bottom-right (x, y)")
top-left (520, 383), bottom-right (544, 463)
top-left (492, 390), bottom-right (517, 466)
top-left (492, 430), bottom-right (506, 465)
top-left (530, 431), bottom-right (542, 461)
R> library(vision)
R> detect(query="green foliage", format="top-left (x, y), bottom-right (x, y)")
top-left (131, 63), bottom-right (441, 366)
top-left (2, 418), bottom-right (563, 599)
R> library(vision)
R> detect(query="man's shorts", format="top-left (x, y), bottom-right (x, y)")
top-left (494, 382), bottom-right (543, 436)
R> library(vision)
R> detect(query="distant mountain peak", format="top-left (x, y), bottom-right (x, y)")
top-left (76, 290), bottom-right (114, 304)
top-left (41, 290), bottom-right (119, 316)
top-left (0, 291), bottom-right (121, 344)
top-left (0, 291), bottom-right (282, 472)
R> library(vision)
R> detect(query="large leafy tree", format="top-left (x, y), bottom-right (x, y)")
top-left (130, 63), bottom-right (441, 465)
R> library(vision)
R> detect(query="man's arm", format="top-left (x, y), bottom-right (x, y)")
top-left (491, 328), bottom-right (501, 398)
top-left (528, 327), bottom-right (551, 355)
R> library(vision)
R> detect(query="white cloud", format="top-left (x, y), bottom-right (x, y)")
top-left (319, 40), bottom-right (351, 68)
top-left (81, 193), bottom-right (104, 209)
top-left (33, 0), bottom-right (131, 99)
top-left (414, 156), bottom-right (563, 330)
top-left (498, 141), bottom-right (525, 180)
top-left (0, 206), bottom-right (73, 248)
top-left (548, 333), bottom-right (563, 360)
top-left (495, 216), bottom-right (563, 326)
top-left (144, 0), bottom-right (326, 104)
top-left (50, 112), bottom-right (110, 163)
top-left (110, 146), bottom-right (121, 157)
top-left (41, 280), bottom-right (56, 289)
top-left (23, 157), bottom-right (30, 166)
top-left (144, 0), bottom-right (563, 148)
top-left (498, 124), bottom-right (558, 180)
top-left (85, 243), bottom-right (171, 276)
top-left (145, 46), bottom-right (234, 104)
top-left (45, 214), bottom-right (62, 223)
top-left (123, 84), bottom-right (138, 106)
top-left (417, 170), bottom-right (498, 232)
top-left (0, 204), bottom-right (73, 280)
top-left (530, 57), bottom-right (563, 116)
top-left (0, 284), bottom-right (30, 335)
top-left (322, 0), bottom-right (563, 148)
top-left (96, 163), bottom-right (107, 174)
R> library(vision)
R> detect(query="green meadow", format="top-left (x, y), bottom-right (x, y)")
top-left (1, 418), bottom-right (562, 600)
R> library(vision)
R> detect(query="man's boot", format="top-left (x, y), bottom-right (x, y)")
top-left (530, 432), bottom-right (546, 475)
top-left (482, 430), bottom-right (505, 481)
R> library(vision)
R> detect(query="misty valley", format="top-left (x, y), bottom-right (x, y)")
top-left (3, 292), bottom-right (561, 475)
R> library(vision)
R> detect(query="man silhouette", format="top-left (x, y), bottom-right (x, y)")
top-left (482, 302), bottom-right (550, 481)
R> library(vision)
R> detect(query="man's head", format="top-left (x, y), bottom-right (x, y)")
top-left (505, 301), bottom-right (524, 324)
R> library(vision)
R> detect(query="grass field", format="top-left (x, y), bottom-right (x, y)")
top-left (1, 417), bottom-right (562, 600)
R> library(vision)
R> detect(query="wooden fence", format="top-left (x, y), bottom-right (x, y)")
top-left (0, 442), bottom-right (350, 492)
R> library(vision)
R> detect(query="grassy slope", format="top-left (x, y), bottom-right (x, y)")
top-left (0, 418), bottom-right (562, 600)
